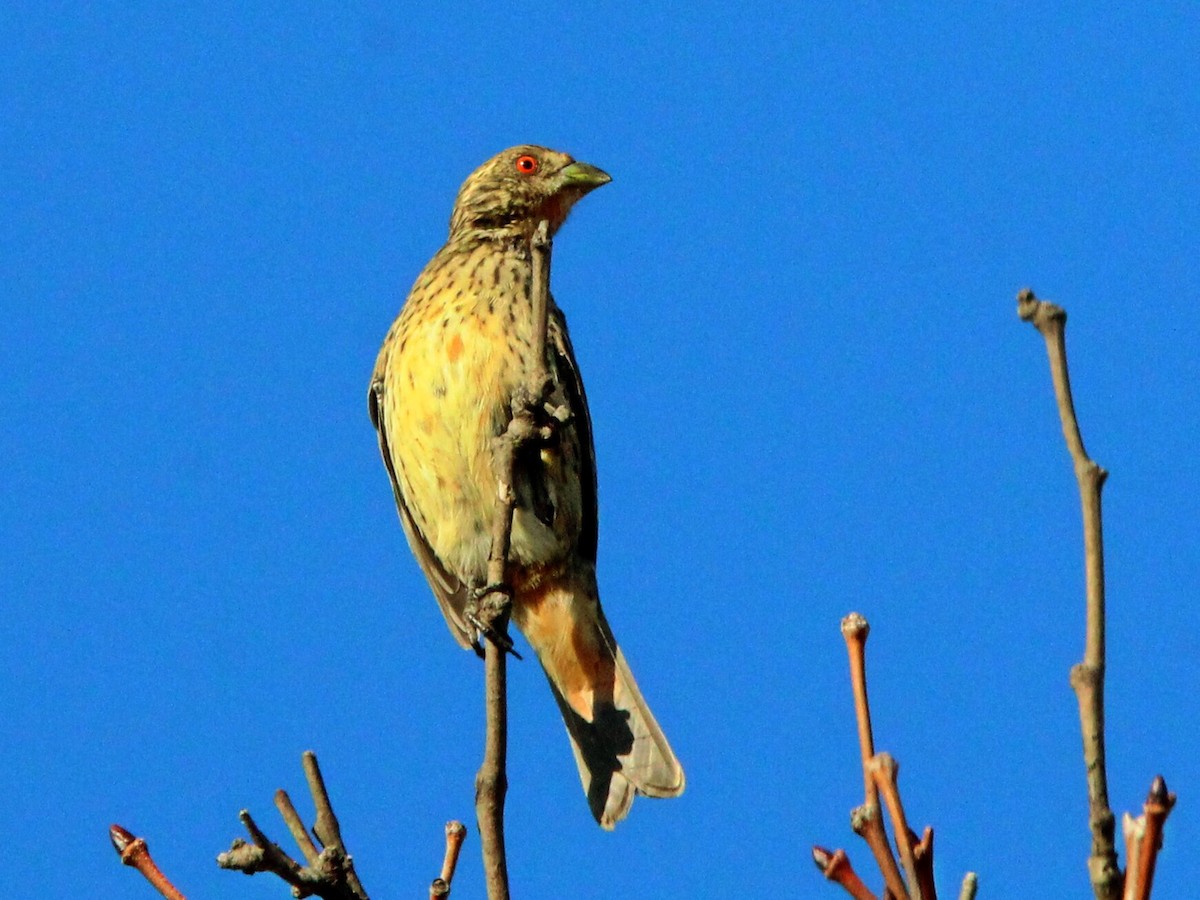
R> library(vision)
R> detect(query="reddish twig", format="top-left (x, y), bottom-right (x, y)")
top-left (842, 613), bottom-right (878, 807)
top-left (110, 825), bottom-right (187, 900)
top-left (841, 614), bottom-right (907, 898)
top-left (911, 827), bottom-right (936, 900)
top-left (1121, 776), bottom-right (1176, 900)
top-left (850, 803), bottom-right (908, 900)
top-left (431, 820), bottom-right (468, 898)
top-left (813, 846), bottom-right (879, 900)
top-left (1018, 288), bottom-right (1120, 898)
top-left (819, 614), bottom-right (978, 899)
top-left (870, 754), bottom-right (921, 899)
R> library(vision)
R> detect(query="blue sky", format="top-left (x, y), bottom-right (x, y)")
top-left (2, 4), bottom-right (1197, 897)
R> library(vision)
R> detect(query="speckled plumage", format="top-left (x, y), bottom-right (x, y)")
top-left (369, 146), bottom-right (683, 828)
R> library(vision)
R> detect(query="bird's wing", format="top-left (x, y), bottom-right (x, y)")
top-left (368, 375), bottom-right (474, 649)
top-left (549, 305), bottom-right (599, 563)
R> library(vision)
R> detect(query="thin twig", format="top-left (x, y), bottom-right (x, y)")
top-left (842, 613), bottom-right (878, 808)
top-left (303, 751), bottom-right (368, 899)
top-left (475, 385), bottom-right (518, 900)
top-left (813, 846), bottom-right (879, 900)
top-left (475, 219), bottom-right (555, 900)
top-left (911, 827), bottom-right (936, 900)
top-left (842, 613), bottom-right (907, 898)
top-left (851, 803), bottom-right (908, 900)
top-left (275, 788), bottom-right (321, 866)
top-left (110, 825), bottom-right (188, 900)
top-left (238, 809), bottom-right (308, 886)
top-left (1018, 288), bottom-right (1120, 899)
top-left (475, 620), bottom-right (510, 900)
top-left (1121, 776), bottom-right (1176, 900)
top-left (957, 872), bottom-right (978, 900)
top-left (441, 820), bottom-right (468, 884)
top-left (216, 752), bottom-right (367, 900)
top-left (431, 821), bottom-right (468, 898)
top-left (870, 754), bottom-right (921, 900)
top-left (529, 219), bottom-right (552, 390)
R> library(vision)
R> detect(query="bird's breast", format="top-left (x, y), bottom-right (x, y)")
top-left (380, 241), bottom-right (578, 582)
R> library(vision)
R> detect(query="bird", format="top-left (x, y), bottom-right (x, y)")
top-left (368, 145), bottom-right (684, 828)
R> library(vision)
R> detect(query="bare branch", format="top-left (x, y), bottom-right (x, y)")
top-left (813, 846), bottom-right (879, 900)
top-left (840, 613), bottom-right (907, 898)
top-left (275, 788), bottom-right (321, 866)
top-left (441, 820), bottom-right (468, 885)
top-left (911, 827), bottom-right (936, 900)
top-left (842, 613), bottom-right (878, 808)
top-left (1121, 776), bottom-right (1176, 900)
top-left (957, 872), bottom-right (978, 900)
top-left (474, 219), bottom-right (555, 900)
top-left (529, 219), bottom-right (552, 391)
top-left (1018, 288), bottom-right (1119, 899)
top-left (110, 824), bottom-right (188, 900)
top-left (870, 754), bottom-right (922, 899)
top-left (850, 803), bottom-right (907, 900)
top-left (216, 752), bottom-right (368, 900)
top-left (431, 821), bottom-right (468, 899)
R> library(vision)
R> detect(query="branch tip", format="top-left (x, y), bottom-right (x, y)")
top-left (812, 846), bottom-right (879, 900)
top-left (110, 824), bottom-right (187, 900)
top-left (841, 611), bottom-right (870, 642)
top-left (218, 752), bottom-right (368, 899)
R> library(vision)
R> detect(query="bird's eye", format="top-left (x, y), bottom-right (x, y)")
top-left (515, 155), bottom-right (539, 174)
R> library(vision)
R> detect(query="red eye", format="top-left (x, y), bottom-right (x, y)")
top-left (515, 154), bottom-right (539, 174)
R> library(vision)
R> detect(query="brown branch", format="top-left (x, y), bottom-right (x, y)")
top-left (275, 787), bottom-right (320, 866)
top-left (1121, 776), bottom-right (1176, 900)
top-left (1018, 288), bottom-right (1120, 899)
top-left (441, 820), bottom-right (468, 884)
top-left (110, 824), bottom-right (187, 900)
top-left (850, 803), bottom-right (907, 900)
top-left (475, 617), bottom-right (510, 900)
top-left (842, 613), bottom-right (878, 808)
top-left (840, 613), bottom-right (907, 899)
top-left (911, 827), bottom-right (936, 900)
top-left (529, 219), bottom-right (552, 390)
top-left (474, 219), bottom-right (555, 900)
top-left (813, 846), bottom-right (879, 900)
top-left (216, 751), bottom-right (367, 900)
top-left (431, 820), bottom-right (468, 899)
top-left (870, 754), bottom-right (921, 899)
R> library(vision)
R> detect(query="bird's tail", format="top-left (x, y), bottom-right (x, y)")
top-left (513, 571), bottom-right (685, 829)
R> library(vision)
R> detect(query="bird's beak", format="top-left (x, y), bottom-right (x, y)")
top-left (559, 161), bottom-right (612, 191)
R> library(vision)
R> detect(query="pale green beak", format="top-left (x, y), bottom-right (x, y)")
top-left (559, 161), bottom-right (612, 190)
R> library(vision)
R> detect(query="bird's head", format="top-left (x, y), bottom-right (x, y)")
top-left (448, 145), bottom-right (611, 241)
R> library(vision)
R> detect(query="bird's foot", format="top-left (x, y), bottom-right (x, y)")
top-left (510, 382), bottom-right (571, 442)
top-left (466, 584), bottom-right (523, 660)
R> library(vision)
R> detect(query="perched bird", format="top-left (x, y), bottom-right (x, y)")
top-left (369, 146), bottom-right (684, 828)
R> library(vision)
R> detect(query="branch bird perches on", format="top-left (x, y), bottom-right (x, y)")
top-left (474, 218), bottom-right (556, 900)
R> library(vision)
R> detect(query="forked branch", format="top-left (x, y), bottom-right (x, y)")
top-left (216, 750), bottom-right (368, 899)
top-left (815, 613), bottom-right (975, 899)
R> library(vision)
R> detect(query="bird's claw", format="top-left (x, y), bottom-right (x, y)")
top-left (466, 584), bottom-right (523, 660)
